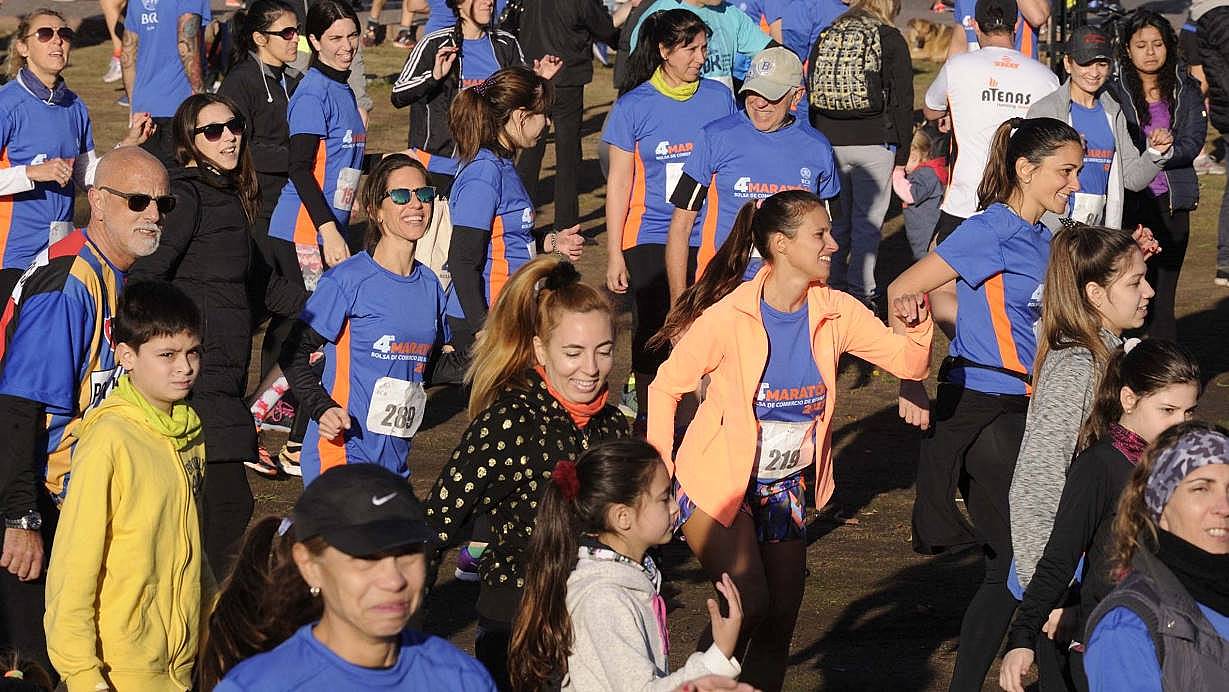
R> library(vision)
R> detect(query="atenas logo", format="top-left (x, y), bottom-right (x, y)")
top-left (654, 140), bottom-right (694, 159)
top-left (982, 77), bottom-right (1032, 106)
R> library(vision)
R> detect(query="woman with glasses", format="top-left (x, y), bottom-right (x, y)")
top-left (281, 155), bottom-right (450, 484)
top-left (128, 93), bottom-right (264, 574)
top-left (0, 8), bottom-right (152, 298)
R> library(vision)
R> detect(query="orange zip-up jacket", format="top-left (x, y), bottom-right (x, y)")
top-left (647, 267), bottom-right (933, 528)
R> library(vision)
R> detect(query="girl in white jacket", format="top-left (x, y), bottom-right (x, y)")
top-left (509, 439), bottom-right (750, 691)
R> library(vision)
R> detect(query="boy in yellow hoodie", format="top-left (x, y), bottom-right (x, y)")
top-left (44, 281), bottom-right (208, 692)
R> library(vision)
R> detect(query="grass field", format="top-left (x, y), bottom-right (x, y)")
top-left (4, 15), bottom-right (1229, 690)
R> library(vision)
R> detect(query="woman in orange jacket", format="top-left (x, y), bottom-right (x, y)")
top-left (647, 189), bottom-right (933, 690)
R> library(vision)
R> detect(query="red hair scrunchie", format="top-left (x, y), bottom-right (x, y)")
top-left (551, 459), bottom-right (580, 501)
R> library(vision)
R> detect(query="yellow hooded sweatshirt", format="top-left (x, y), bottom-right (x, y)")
top-left (45, 375), bottom-right (207, 692)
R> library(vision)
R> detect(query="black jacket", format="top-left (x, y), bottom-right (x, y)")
top-left (217, 56), bottom-right (302, 219)
top-left (424, 369), bottom-right (630, 623)
top-left (1107, 68), bottom-right (1207, 211)
top-left (806, 21), bottom-right (914, 167)
top-left (129, 166), bottom-right (257, 464)
top-left (520, 0), bottom-right (620, 87)
top-left (1197, 6), bottom-right (1229, 133)
top-left (390, 28), bottom-right (526, 155)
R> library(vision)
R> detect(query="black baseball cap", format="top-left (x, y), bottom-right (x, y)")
top-left (1068, 25), bottom-right (1113, 65)
top-left (292, 464), bottom-right (435, 557)
top-left (975, 0), bottom-right (1018, 32)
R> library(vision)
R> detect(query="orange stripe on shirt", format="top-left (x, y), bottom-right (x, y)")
top-left (488, 216), bottom-right (510, 305)
top-left (292, 140), bottom-right (328, 246)
top-left (318, 321), bottom-right (352, 473)
top-left (1017, 16), bottom-right (1034, 57)
top-left (985, 274), bottom-right (1030, 389)
top-left (0, 148), bottom-right (13, 263)
top-left (693, 178), bottom-right (721, 280)
top-left (623, 143), bottom-right (648, 250)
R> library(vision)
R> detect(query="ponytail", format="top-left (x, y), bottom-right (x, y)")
top-left (976, 117), bottom-right (1081, 210)
top-left (653, 190), bottom-right (824, 348)
top-left (196, 517), bottom-right (326, 689)
top-left (509, 440), bottom-right (666, 691)
top-left (466, 256), bottom-right (612, 418)
top-left (1079, 339), bottom-right (1201, 448)
top-left (230, 0), bottom-right (297, 67)
top-left (619, 9), bottom-right (711, 95)
top-left (450, 66), bottom-right (552, 161)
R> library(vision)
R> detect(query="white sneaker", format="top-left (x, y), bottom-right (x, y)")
top-left (103, 56), bottom-right (122, 83)
top-left (1194, 153), bottom-right (1226, 176)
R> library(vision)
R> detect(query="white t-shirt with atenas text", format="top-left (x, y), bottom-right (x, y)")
top-left (925, 47), bottom-right (1060, 218)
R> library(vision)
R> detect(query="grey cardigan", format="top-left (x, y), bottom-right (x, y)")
top-left (1027, 81), bottom-right (1171, 229)
top-left (1010, 330), bottom-right (1123, 589)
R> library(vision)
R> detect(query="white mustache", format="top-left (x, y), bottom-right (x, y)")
top-left (134, 224), bottom-right (161, 233)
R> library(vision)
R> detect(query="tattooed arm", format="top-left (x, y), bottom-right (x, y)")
top-left (121, 29), bottom-right (138, 104)
top-left (178, 13), bottom-right (204, 94)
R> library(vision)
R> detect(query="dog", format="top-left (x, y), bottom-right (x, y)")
top-left (906, 18), bottom-right (955, 64)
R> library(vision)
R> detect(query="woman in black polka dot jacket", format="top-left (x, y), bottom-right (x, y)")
top-left (425, 257), bottom-right (629, 687)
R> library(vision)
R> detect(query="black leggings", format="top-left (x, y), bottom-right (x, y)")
top-left (1124, 191), bottom-right (1190, 342)
top-left (623, 244), bottom-right (698, 375)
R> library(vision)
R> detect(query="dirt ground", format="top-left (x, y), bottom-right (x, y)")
top-left (11, 16), bottom-right (1229, 690)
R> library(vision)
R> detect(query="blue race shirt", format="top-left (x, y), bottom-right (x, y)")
top-left (216, 624), bottom-right (496, 692)
top-left (299, 254), bottom-right (449, 484)
top-left (460, 36), bottom-right (502, 89)
top-left (683, 111), bottom-right (840, 278)
top-left (936, 203), bottom-right (1050, 395)
top-left (755, 301), bottom-right (826, 423)
top-left (1069, 100), bottom-right (1115, 222)
top-left (602, 79), bottom-right (735, 249)
top-left (954, 0), bottom-right (1038, 58)
top-left (126, 0), bottom-right (212, 117)
top-left (630, 0), bottom-right (771, 91)
top-left (767, 0), bottom-right (846, 62)
top-left (1085, 604), bottom-right (1229, 692)
top-left (449, 148), bottom-right (535, 307)
top-left (269, 67), bottom-right (367, 245)
top-left (0, 73), bottom-right (94, 270)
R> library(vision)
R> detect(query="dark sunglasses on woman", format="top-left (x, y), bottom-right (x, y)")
top-left (27, 26), bottom-right (76, 43)
top-left (192, 116), bottom-right (247, 142)
top-left (382, 187), bottom-right (438, 205)
top-left (259, 26), bottom-right (300, 41)
top-left (97, 186), bottom-right (177, 215)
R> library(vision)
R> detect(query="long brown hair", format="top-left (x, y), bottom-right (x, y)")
top-left (359, 154), bottom-right (431, 251)
top-left (196, 517), bottom-right (326, 689)
top-left (449, 66), bottom-right (553, 161)
top-left (1080, 340), bottom-right (1200, 448)
top-left (652, 190), bottom-right (825, 348)
top-left (1033, 224), bottom-right (1139, 410)
top-left (1108, 421), bottom-right (1228, 581)
top-left (619, 9), bottom-right (711, 94)
top-left (466, 256), bottom-right (613, 418)
top-left (977, 117), bottom-right (1081, 211)
top-left (172, 93), bottom-right (261, 223)
top-left (509, 440), bottom-right (665, 691)
top-left (7, 9), bottom-right (68, 78)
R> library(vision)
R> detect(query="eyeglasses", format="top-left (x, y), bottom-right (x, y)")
top-left (97, 186), bottom-right (177, 215)
top-left (192, 115), bottom-right (246, 142)
top-left (26, 26), bottom-right (76, 43)
top-left (259, 26), bottom-right (299, 40)
top-left (382, 187), bottom-right (438, 205)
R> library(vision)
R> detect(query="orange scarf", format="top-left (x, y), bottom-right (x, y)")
top-left (534, 366), bottom-right (608, 429)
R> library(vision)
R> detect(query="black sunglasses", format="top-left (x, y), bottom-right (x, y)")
top-left (97, 186), bottom-right (177, 215)
top-left (192, 115), bottom-right (246, 142)
top-left (259, 26), bottom-right (299, 41)
top-left (26, 26), bottom-right (76, 43)
top-left (382, 187), bottom-right (438, 205)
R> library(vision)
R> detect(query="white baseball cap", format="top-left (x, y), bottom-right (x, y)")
top-left (739, 47), bottom-right (803, 101)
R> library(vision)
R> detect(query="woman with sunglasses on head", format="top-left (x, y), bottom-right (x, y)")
top-left (280, 155), bottom-right (450, 485)
top-left (128, 93), bottom-right (263, 574)
top-left (0, 8), bottom-right (153, 299)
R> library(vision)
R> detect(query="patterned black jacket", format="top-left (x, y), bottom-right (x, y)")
top-left (424, 369), bottom-right (629, 623)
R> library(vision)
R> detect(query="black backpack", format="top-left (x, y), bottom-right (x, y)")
top-left (807, 15), bottom-right (885, 119)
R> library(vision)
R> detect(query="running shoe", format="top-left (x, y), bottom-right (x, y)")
top-left (455, 542), bottom-right (486, 582)
top-left (393, 27), bottom-right (416, 50)
top-left (279, 441), bottom-right (303, 477)
top-left (262, 399), bottom-right (295, 433)
top-left (103, 56), bottom-right (122, 83)
top-left (1216, 270), bottom-right (1229, 287)
top-left (244, 446), bottom-right (280, 478)
top-left (1194, 153), bottom-right (1226, 176)
top-left (116, 94), bottom-right (130, 108)
top-left (361, 20), bottom-right (386, 47)
top-left (618, 374), bottom-right (637, 419)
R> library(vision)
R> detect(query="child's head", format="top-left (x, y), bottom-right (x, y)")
top-left (510, 440), bottom-right (676, 690)
top-left (1081, 339), bottom-right (1200, 447)
top-left (0, 651), bottom-right (53, 692)
top-left (907, 126), bottom-right (937, 171)
top-left (114, 281), bottom-right (202, 412)
top-left (1037, 224), bottom-right (1153, 372)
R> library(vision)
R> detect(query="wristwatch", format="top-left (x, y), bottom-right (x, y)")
top-left (4, 510), bottom-right (42, 531)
